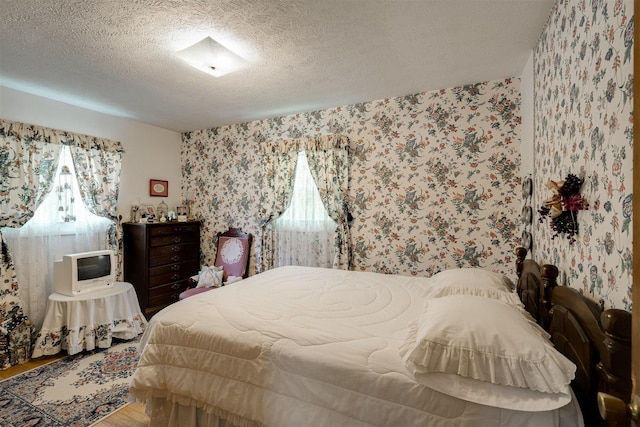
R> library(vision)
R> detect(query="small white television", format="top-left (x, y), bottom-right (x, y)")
top-left (53, 250), bottom-right (115, 296)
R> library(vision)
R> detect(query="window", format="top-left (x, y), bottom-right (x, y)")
top-left (272, 152), bottom-right (336, 267)
top-left (24, 146), bottom-right (108, 231)
top-left (2, 145), bottom-right (110, 328)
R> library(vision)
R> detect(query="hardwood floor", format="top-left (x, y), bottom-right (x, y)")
top-left (1, 354), bottom-right (149, 427)
top-left (92, 402), bottom-right (149, 427)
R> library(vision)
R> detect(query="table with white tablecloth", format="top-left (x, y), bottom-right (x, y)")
top-left (32, 282), bottom-right (148, 357)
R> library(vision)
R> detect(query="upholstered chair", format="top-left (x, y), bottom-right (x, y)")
top-left (178, 227), bottom-right (252, 300)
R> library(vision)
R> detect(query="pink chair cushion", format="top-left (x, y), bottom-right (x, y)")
top-left (214, 236), bottom-right (250, 279)
top-left (179, 286), bottom-right (215, 300)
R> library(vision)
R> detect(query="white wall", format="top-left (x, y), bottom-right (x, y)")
top-left (0, 87), bottom-right (183, 219)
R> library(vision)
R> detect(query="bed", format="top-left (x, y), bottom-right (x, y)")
top-left (129, 251), bottom-right (631, 427)
top-left (515, 247), bottom-right (632, 426)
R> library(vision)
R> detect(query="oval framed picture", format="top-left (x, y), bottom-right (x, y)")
top-left (521, 206), bottom-right (533, 224)
top-left (150, 179), bottom-right (168, 197)
top-left (521, 231), bottom-right (532, 250)
top-left (522, 177), bottom-right (532, 199)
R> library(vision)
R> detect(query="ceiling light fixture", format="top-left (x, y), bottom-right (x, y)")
top-left (173, 37), bottom-right (248, 77)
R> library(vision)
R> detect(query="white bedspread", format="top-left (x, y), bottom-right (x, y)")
top-left (129, 266), bottom-right (582, 427)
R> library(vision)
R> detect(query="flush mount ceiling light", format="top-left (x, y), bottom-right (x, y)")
top-left (173, 37), bottom-right (248, 77)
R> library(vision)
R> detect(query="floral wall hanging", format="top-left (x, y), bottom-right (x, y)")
top-left (538, 174), bottom-right (588, 244)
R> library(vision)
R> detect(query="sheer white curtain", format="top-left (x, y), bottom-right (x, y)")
top-left (272, 152), bottom-right (336, 268)
top-left (2, 146), bottom-right (110, 329)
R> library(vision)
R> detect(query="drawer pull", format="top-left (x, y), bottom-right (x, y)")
top-left (171, 293), bottom-right (179, 300)
top-left (171, 255), bottom-right (181, 262)
top-left (171, 283), bottom-right (182, 290)
top-left (171, 264), bottom-right (181, 271)
top-left (171, 246), bottom-right (181, 252)
top-left (171, 274), bottom-right (180, 281)
top-left (173, 236), bottom-right (182, 243)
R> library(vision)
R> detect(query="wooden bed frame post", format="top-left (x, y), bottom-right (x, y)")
top-left (597, 310), bottom-right (633, 402)
top-left (515, 247), bottom-right (527, 279)
top-left (515, 247), bottom-right (557, 330)
top-left (539, 264), bottom-right (558, 331)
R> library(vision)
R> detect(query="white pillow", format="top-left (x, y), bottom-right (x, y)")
top-left (399, 295), bottom-right (575, 395)
top-left (414, 372), bottom-right (572, 411)
top-left (196, 265), bottom-right (224, 288)
top-left (427, 268), bottom-right (518, 304)
top-left (225, 275), bottom-right (243, 285)
top-left (431, 267), bottom-right (514, 290)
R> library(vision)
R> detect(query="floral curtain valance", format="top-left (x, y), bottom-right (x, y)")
top-left (0, 118), bottom-right (124, 154)
top-left (259, 135), bottom-right (350, 155)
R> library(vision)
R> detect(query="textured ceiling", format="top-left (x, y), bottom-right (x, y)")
top-left (0, 0), bottom-right (554, 132)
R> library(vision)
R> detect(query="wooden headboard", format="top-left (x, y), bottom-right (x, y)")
top-left (515, 247), bottom-right (632, 427)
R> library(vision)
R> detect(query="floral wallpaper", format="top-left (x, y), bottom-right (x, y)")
top-left (182, 78), bottom-right (521, 278)
top-left (533, 0), bottom-right (633, 310)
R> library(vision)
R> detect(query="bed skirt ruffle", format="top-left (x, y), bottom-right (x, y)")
top-left (132, 393), bottom-right (265, 427)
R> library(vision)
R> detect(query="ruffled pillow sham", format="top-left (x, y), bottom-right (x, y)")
top-left (399, 295), bottom-right (576, 409)
top-left (412, 372), bottom-right (574, 411)
top-left (430, 267), bottom-right (515, 291)
top-left (426, 268), bottom-right (520, 305)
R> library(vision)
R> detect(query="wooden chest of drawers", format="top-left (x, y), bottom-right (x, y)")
top-left (123, 221), bottom-right (200, 318)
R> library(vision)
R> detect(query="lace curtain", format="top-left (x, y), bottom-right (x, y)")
top-left (272, 152), bottom-right (336, 268)
top-left (0, 118), bottom-right (123, 368)
top-left (259, 135), bottom-right (351, 271)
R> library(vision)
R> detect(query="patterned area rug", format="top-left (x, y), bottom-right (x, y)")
top-left (0, 338), bottom-right (140, 427)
